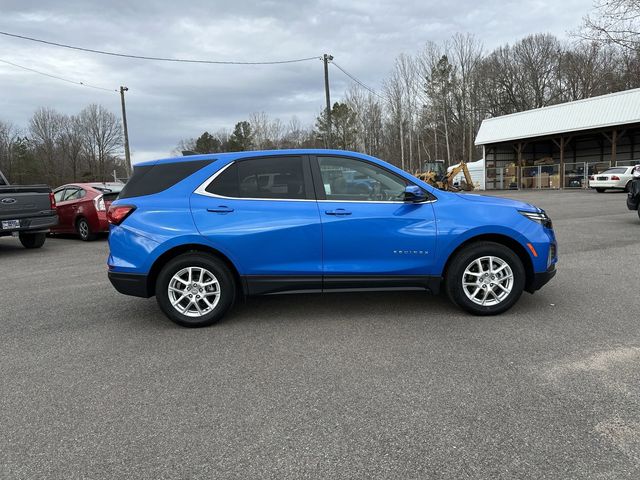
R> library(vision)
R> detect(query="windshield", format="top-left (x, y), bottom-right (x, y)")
top-left (602, 168), bottom-right (626, 174)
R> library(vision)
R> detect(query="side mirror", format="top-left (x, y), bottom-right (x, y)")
top-left (404, 184), bottom-right (427, 203)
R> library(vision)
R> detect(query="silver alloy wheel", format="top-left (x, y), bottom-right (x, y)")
top-left (168, 266), bottom-right (221, 318)
top-left (79, 220), bottom-right (89, 238)
top-left (462, 256), bottom-right (514, 307)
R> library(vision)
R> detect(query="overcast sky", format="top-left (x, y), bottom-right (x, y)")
top-left (1, 0), bottom-right (594, 163)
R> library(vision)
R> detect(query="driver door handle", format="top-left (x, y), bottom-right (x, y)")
top-left (325, 208), bottom-right (352, 216)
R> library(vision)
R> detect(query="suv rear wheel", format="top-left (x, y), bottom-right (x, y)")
top-left (155, 253), bottom-right (236, 327)
top-left (445, 241), bottom-right (525, 315)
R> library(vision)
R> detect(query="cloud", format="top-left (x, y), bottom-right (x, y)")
top-left (0, 0), bottom-right (594, 162)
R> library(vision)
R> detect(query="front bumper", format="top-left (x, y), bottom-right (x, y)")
top-left (108, 271), bottom-right (151, 298)
top-left (526, 264), bottom-right (557, 293)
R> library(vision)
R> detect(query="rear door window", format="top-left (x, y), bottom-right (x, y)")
top-left (64, 188), bottom-right (82, 201)
top-left (206, 156), bottom-right (309, 200)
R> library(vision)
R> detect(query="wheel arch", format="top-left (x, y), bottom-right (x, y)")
top-left (442, 233), bottom-right (535, 292)
top-left (146, 243), bottom-right (243, 297)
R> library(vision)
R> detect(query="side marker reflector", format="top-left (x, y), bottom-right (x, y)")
top-left (527, 243), bottom-right (538, 257)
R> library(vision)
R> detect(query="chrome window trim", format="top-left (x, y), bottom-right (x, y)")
top-left (194, 160), bottom-right (437, 205)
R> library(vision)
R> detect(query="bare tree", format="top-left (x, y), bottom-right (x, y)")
top-left (580, 0), bottom-right (640, 50)
top-left (0, 121), bottom-right (20, 181)
top-left (451, 33), bottom-right (483, 161)
top-left (383, 67), bottom-right (406, 169)
top-left (29, 107), bottom-right (65, 184)
top-left (59, 115), bottom-right (85, 181)
top-left (79, 104), bottom-right (123, 182)
top-left (249, 111), bottom-right (270, 149)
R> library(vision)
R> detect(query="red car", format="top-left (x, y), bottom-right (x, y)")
top-left (51, 183), bottom-right (123, 240)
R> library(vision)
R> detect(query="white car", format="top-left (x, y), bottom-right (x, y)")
top-left (589, 166), bottom-right (636, 192)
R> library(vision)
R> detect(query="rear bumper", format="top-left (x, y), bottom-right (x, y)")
top-left (95, 212), bottom-right (110, 232)
top-left (0, 214), bottom-right (58, 236)
top-left (108, 271), bottom-right (151, 298)
top-left (589, 181), bottom-right (625, 189)
top-left (526, 264), bottom-right (557, 293)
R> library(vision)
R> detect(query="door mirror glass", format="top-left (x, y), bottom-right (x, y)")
top-left (404, 185), bottom-right (427, 202)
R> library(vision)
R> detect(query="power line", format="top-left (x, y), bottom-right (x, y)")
top-left (330, 61), bottom-right (386, 101)
top-left (0, 30), bottom-right (321, 65)
top-left (0, 58), bottom-right (117, 92)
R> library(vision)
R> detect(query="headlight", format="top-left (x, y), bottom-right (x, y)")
top-left (519, 210), bottom-right (552, 229)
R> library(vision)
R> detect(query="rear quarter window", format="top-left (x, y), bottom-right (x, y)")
top-left (119, 160), bottom-right (213, 199)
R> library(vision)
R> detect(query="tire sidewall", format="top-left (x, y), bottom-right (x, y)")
top-left (446, 242), bottom-right (526, 316)
top-left (155, 253), bottom-right (235, 327)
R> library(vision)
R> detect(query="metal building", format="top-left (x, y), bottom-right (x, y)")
top-left (475, 88), bottom-right (640, 190)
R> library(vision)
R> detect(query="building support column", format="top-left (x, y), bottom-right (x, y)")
top-left (602, 130), bottom-right (618, 167)
top-left (514, 143), bottom-right (524, 189)
top-left (551, 137), bottom-right (565, 189)
top-left (559, 136), bottom-right (564, 189)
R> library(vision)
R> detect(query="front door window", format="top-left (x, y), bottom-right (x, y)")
top-left (317, 156), bottom-right (407, 202)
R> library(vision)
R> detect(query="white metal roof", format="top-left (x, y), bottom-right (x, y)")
top-left (475, 88), bottom-right (640, 145)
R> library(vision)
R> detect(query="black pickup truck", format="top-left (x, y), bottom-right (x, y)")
top-left (0, 170), bottom-right (58, 248)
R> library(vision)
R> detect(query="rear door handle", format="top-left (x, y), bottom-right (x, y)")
top-left (325, 208), bottom-right (352, 216)
top-left (207, 206), bottom-right (234, 214)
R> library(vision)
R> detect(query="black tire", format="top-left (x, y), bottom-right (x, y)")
top-left (625, 181), bottom-right (631, 193)
top-left (19, 232), bottom-right (46, 249)
top-left (596, 188), bottom-right (605, 193)
top-left (445, 241), bottom-right (526, 316)
top-left (155, 253), bottom-right (236, 327)
top-left (76, 217), bottom-right (96, 241)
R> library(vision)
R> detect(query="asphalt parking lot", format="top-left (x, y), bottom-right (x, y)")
top-left (1, 189), bottom-right (639, 479)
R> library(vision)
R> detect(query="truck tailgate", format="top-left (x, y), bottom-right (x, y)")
top-left (0, 185), bottom-right (53, 220)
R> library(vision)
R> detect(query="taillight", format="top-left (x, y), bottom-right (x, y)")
top-left (49, 192), bottom-right (56, 210)
top-left (93, 194), bottom-right (105, 211)
top-left (107, 205), bottom-right (136, 225)
top-left (588, 175), bottom-right (594, 180)
top-left (611, 175), bottom-right (620, 181)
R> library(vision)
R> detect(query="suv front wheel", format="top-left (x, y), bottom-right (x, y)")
top-left (155, 253), bottom-right (236, 327)
top-left (445, 241), bottom-right (525, 315)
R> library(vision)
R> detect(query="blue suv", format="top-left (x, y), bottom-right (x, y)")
top-left (107, 150), bottom-right (557, 327)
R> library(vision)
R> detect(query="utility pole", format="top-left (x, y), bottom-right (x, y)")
top-left (119, 86), bottom-right (132, 176)
top-left (323, 54), bottom-right (333, 147)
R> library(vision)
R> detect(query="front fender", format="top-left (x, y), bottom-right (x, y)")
top-left (432, 203), bottom-right (553, 275)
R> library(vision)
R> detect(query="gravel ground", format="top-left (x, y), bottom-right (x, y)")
top-left (1, 189), bottom-right (639, 479)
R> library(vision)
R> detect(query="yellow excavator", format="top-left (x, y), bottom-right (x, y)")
top-left (414, 160), bottom-right (475, 192)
